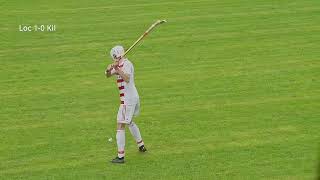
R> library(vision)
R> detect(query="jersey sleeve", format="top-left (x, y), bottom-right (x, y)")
top-left (123, 61), bottom-right (133, 76)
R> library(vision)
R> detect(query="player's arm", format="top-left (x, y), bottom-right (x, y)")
top-left (105, 64), bottom-right (115, 78)
top-left (115, 67), bottom-right (130, 83)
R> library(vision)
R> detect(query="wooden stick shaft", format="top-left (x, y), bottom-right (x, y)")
top-left (122, 22), bottom-right (161, 57)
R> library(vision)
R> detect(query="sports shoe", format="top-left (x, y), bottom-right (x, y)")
top-left (139, 145), bottom-right (147, 152)
top-left (111, 157), bottom-right (124, 163)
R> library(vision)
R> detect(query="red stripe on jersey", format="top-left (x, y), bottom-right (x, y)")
top-left (118, 86), bottom-right (124, 90)
top-left (120, 93), bottom-right (124, 97)
top-left (117, 79), bottom-right (124, 83)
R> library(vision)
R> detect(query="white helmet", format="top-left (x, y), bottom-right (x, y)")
top-left (110, 45), bottom-right (124, 60)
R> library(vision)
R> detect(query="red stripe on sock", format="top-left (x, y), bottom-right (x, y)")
top-left (137, 140), bottom-right (143, 144)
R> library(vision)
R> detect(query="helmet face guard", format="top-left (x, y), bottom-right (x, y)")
top-left (110, 45), bottom-right (124, 61)
top-left (112, 54), bottom-right (118, 60)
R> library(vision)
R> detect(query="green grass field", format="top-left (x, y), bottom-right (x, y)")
top-left (1, 0), bottom-right (319, 179)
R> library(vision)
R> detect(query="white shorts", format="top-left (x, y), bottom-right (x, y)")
top-left (117, 102), bottom-right (140, 124)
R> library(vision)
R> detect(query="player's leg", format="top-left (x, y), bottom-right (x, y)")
top-left (128, 122), bottom-right (146, 151)
top-left (112, 123), bottom-right (125, 163)
top-left (111, 105), bottom-right (127, 163)
top-left (116, 123), bottom-right (126, 157)
top-left (127, 102), bottom-right (147, 152)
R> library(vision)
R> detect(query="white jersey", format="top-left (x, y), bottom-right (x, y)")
top-left (112, 59), bottom-right (139, 105)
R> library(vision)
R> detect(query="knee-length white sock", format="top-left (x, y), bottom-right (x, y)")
top-left (129, 122), bottom-right (144, 147)
top-left (116, 129), bottom-right (125, 158)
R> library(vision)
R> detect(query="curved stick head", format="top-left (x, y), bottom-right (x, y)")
top-left (159, 19), bottom-right (167, 24)
top-left (155, 19), bottom-right (167, 26)
top-left (160, 19), bottom-right (167, 23)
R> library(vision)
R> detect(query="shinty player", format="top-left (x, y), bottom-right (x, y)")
top-left (105, 45), bottom-right (147, 164)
